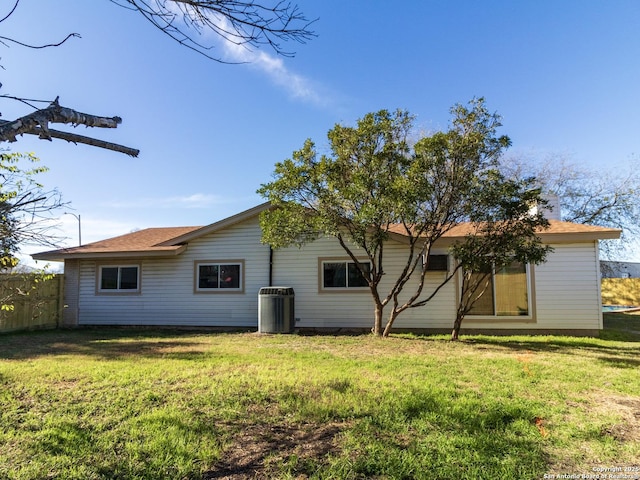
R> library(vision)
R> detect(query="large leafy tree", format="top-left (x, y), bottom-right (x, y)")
top-left (500, 153), bottom-right (640, 259)
top-left (0, 0), bottom-right (315, 156)
top-left (258, 99), bottom-right (551, 337)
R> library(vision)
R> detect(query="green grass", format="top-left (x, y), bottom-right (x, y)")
top-left (603, 311), bottom-right (640, 339)
top-left (1, 321), bottom-right (639, 479)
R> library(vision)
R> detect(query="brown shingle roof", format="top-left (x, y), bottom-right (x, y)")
top-left (388, 219), bottom-right (621, 242)
top-left (83, 226), bottom-right (201, 250)
top-left (32, 226), bottom-right (202, 261)
top-left (32, 203), bottom-right (621, 262)
top-left (32, 203), bottom-right (273, 262)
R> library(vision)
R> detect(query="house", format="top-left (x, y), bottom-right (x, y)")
top-left (600, 261), bottom-right (640, 279)
top-left (33, 203), bottom-right (621, 335)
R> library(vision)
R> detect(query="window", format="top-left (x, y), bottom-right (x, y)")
top-left (195, 261), bottom-right (243, 292)
top-left (321, 260), bottom-right (370, 289)
top-left (98, 265), bottom-right (139, 292)
top-left (466, 262), bottom-right (530, 316)
top-left (425, 254), bottom-right (448, 271)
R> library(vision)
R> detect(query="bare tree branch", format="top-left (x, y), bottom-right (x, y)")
top-left (0, 0), bottom-right (19, 24)
top-left (500, 152), bottom-right (640, 258)
top-left (0, 33), bottom-right (81, 50)
top-left (110, 0), bottom-right (317, 62)
top-left (0, 98), bottom-right (139, 157)
top-left (0, 119), bottom-right (139, 157)
top-left (0, 94), bottom-right (45, 110)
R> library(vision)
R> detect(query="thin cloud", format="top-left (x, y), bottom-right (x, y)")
top-left (102, 193), bottom-right (227, 210)
top-left (161, 4), bottom-right (334, 107)
top-left (223, 39), bottom-right (325, 105)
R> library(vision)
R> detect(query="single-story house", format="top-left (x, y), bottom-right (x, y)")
top-left (33, 202), bottom-right (621, 335)
top-left (601, 260), bottom-right (640, 279)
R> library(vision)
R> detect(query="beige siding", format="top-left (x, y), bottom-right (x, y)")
top-left (275, 238), bottom-right (603, 332)
top-left (73, 214), bottom-right (603, 332)
top-left (273, 236), bottom-right (457, 330)
top-left (77, 218), bottom-right (270, 326)
top-left (533, 242), bottom-right (602, 330)
top-left (459, 242), bottom-right (602, 331)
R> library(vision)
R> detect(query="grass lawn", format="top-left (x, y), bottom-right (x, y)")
top-left (1, 317), bottom-right (639, 479)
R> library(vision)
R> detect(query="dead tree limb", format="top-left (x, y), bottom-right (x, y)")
top-left (0, 120), bottom-right (140, 157)
top-left (0, 97), bottom-right (139, 157)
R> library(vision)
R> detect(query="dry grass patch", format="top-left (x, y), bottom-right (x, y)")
top-left (592, 393), bottom-right (640, 445)
top-left (546, 391), bottom-right (640, 475)
top-left (204, 421), bottom-right (345, 479)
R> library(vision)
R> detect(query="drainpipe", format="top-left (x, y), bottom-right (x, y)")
top-left (269, 245), bottom-right (274, 287)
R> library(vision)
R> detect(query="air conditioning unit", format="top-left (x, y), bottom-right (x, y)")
top-left (258, 287), bottom-right (295, 333)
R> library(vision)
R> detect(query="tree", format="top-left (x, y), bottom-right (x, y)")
top-left (0, 0), bottom-right (315, 155)
top-left (449, 171), bottom-right (551, 340)
top-left (0, 152), bottom-right (66, 270)
top-left (500, 153), bottom-right (640, 259)
top-left (1, 151), bottom-right (64, 311)
top-left (258, 99), bottom-right (551, 337)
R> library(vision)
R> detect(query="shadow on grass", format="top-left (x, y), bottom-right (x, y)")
top-left (603, 312), bottom-right (640, 334)
top-left (451, 313), bottom-right (640, 353)
top-left (597, 355), bottom-right (640, 368)
top-left (453, 335), bottom-right (640, 369)
top-left (332, 388), bottom-right (548, 479)
top-left (461, 334), bottom-right (639, 350)
top-left (2, 314), bottom-right (639, 362)
top-left (0, 328), bottom-right (218, 361)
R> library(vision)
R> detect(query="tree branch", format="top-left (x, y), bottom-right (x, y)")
top-left (0, 98), bottom-right (139, 157)
top-left (0, 0), bottom-right (19, 24)
top-left (110, 0), bottom-right (317, 62)
top-left (0, 33), bottom-right (81, 49)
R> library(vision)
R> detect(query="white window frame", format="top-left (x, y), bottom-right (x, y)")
top-left (195, 260), bottom-right (244, 293)
top-left (319, 258), bottom-right (371, 292)
top-left (97, 264), bottom-right (140, 294)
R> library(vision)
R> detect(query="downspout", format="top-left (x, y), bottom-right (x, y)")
top-left (595, 240), bottom-right (603, 331)
top-left (269, 245), bottom-right (274, 287)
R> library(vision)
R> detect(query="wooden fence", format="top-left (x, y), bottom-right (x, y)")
top-left (0, 274), bottom-right (64, 333)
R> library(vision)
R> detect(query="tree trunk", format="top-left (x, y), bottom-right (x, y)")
top-left (382, 310), bottom-right (399, 337)
top-left (372, 302), bottom-right (384, 336)
top-left (451, 312), bottom-right (463, 341)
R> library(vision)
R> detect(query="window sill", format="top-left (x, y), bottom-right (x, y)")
top-left (194, 289), bottom-right (245, 294)
top-left (463, 316), bottom-right (536, 324)
top-left (96, 290), bottom-right (141, 296)
top-left (318, 288), bottom-right (370, 294)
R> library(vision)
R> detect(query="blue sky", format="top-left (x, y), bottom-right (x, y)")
top-left (2, 1), bottom-right (639, 266)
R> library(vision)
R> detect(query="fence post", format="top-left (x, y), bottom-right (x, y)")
top-left (57, 274), bottom-right (65, 328)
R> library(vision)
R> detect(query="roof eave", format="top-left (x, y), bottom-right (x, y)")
top-left (32, 245), bottom-right (188, 262)
top-left (429, 230), bottom-right (621, 249)
top-left (538, 231), bottom-right (621, 242)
